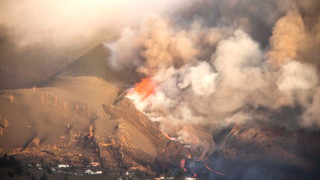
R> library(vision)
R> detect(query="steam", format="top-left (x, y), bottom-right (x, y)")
top-left (109, 0), bottom-right (320, 150)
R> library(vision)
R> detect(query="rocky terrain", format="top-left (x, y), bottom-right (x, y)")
top-left (1, 45), bottom-right (320, 180)
top-left (0, 45), bottom-right (199, 179)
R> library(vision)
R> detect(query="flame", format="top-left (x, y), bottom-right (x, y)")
top-left (204, 163), bottom-right (225, 176)
top-left (134, 78), bottom-right (155, 100)
top-left (180, 158), bottom-right (187, 172)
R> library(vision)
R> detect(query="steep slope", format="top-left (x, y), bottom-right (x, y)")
top-left (0, 44), bottom-right (194, 179)
top-left (0, 45), bottom-right (121, 155)
top-left (203, 124), bottom-right (320, 180)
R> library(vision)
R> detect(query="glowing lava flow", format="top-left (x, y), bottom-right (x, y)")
top-left (160, 129), bottom-right (173, 140)
top-left (187, 150), bottom-right (192, 159)
top-left (205, 163), bottom-right (225, 176)
top-left (134, 78), bottom-right (155, 100)
top-left (180, 158), bottom-right (187, 172)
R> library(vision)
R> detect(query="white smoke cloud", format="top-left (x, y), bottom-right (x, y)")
top-left (209, 30), bottom-right (272, 115)
top-left (179, 61), bottom-right (218, 96)
top-left (277, 60), bottom-right (318, 106)
top-left (105, 0), bottom-right (320, 157)
top-left (106, 28), bottom-right (142, 71)
top-left (114, 9), bottom-right (320, 153)
top-left (106, 17), bottom-right (231, 74)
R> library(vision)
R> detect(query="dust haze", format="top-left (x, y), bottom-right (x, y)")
top-left (0, 0), bottom-right (187, 89)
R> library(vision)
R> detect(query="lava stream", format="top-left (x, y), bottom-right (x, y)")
top-left (180, 158), bottom-right (187, 172)
top-left (160, 129), bottom-right (173, 140)
top-left (134, 77), bottom-right (155, 100)
top-left (205, 163), bottom-right (225, 176)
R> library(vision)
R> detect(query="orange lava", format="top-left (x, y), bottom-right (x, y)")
top-left (160, 129), bottom-right (172, 140)
top-left (180, 158), bottom-right (187, 172)
top-left (205, 163), bottom-right (225, 176)
top-left (134, 78), bottom-right (155, 100)
top-left (187, 151), bottom-right (192, 159)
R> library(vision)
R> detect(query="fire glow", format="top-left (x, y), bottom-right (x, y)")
top-left (180, 158), bottom-right (187, 172)
top-left (205, 163), bottom-right (225, 176)
top-left (160, 129), bottom-right (173, 140)
top-left (133, 78), bottom-right (155, 100)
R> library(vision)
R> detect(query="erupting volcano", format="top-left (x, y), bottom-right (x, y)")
top-left (1, 0), bottom-right (320, 179)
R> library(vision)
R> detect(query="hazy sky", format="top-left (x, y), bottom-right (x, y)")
top-left (0, 0), bottom-right (188, 89)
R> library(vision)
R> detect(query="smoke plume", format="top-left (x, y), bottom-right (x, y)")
top-left (109, 0), bottom-right (320, 151)
top-left (1, 0), bottom-right (319, 164)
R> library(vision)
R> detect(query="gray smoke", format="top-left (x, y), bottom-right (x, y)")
top-left (108, 0), bottom-right (320, 148)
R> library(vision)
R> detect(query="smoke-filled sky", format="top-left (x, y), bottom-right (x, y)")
top-left (1, 0), bottom-right (320, 150)
top-left (0, 0), bottom-right (187, 89)
top-left (110, 0), bottom-right (320, 147)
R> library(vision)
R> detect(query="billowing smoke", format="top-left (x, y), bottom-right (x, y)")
top-left (269, 0), bottom-right (320, 68)
top-left (108, 0), bottom-right (320, 153)
top-left (2, 0), bottom-right (318, 164)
